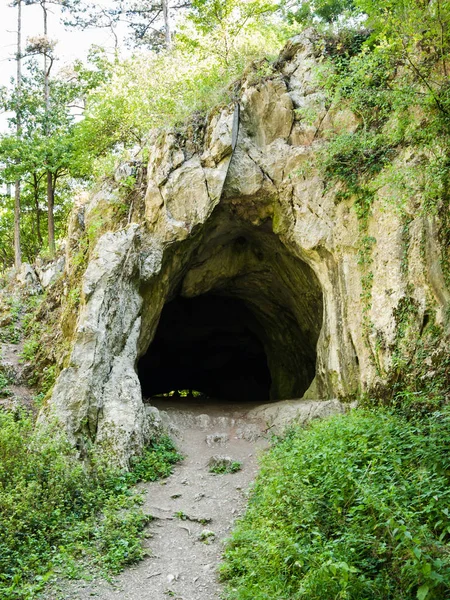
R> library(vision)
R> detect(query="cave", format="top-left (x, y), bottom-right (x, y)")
top-left (138, 295), bottom-right (272, 401)
top-left (137, 221), bottom-right (324, 403)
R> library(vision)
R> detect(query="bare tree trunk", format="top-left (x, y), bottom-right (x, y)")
top-left (41, 0), bottom-right (55, 256)
top-left (33, 172), bottom-right (43, 247)
top-left (162, 0), bottom-right (171, 49)
top-left (47, 171), bottom-right (55, 256)
top-left (14, 182), bottom-right (21, 270)
top-left (43, 0), bottom-right (49, 110)
top-left (14, 0), bottom-right (22, 271)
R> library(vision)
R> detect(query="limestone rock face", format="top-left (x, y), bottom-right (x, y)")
top-left (46, 29), bottom-right (449, 466)
top-left (35, 253), bottom-right (65, 289)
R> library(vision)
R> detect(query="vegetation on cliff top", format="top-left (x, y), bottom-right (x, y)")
top-left (0, 0), bottom-right (290, 269)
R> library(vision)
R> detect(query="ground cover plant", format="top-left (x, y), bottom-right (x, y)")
top-left (209, 460), bottom-right (242, 475)
top-left (0, 410), bottom-right (182, 599)
top-left (221, 408), bottom-right (450, 599)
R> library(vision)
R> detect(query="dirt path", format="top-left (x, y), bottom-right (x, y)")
top-left (59, 401), bottom-right (270, 600)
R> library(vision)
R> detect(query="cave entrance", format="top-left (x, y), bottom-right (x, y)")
top-left (138, 219), bottom-right (324, 403)
top-left (137, 295), bottom-right (272, 402)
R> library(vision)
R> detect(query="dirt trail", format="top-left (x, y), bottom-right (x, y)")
top-left (62, 400), bottom-right (270, 600)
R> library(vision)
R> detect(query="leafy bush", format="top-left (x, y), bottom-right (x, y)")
top-left (20, 336), bottom-right (40, 363)
top-left (73, 17), bottom-right (288, 178)
top-left (221, 408), bottom-right (450, 599)
top-left (210, 460), bottom-right (242, 474)
top-left (0, 410), bottom-right (181, 598)
top-left (0, 372), bottom-right (11, 398)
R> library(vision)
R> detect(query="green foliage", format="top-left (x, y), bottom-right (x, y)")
top-left (209, 460), bottom-right (242, 474)
top-left (40, 364), bottom-right (57, 395)
top-left (317, 1), bottom-right (450, 194)
top-left (74, 39), bottom-right (281, 172)
top-left (156, 389), bottom-right (206, 398)
top-left (185, 0), bottom-right (281, 64)
top-left (0, 372), bottom-right (11, 398)
top-left (284, 0), bottom-right (357, 25)
top-left (72, 3), bottom-right (290, 178)
top-left (0, 0), bottom-right (290, 267)
top-left (21, 336), bottom-right (40, 363)
top-left (174, 510), bottom-right (189, 520)
top-left (127, 436), bottom-right (183, 484)
top-left (0, 410), bottom-right (181, 598)
top-left (0, 45), bottom-right (113, 268)
top-left (370, 309), bottom-right (450, 413)
top-left (221, 408), bottom-right (450, 599)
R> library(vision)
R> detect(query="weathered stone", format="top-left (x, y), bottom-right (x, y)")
top-left (208, 455), bottom-right (237, 472)
top-left (44, 29), bottom-right (449, 466)
top-left (201, 106), bottom-right (234, 167)
top-left (35, 255), bottom-right (65, 289)
top-left (17, 263), bottom-right (42, 295)
top-left (45, 224), bottom-right (150, 465)
top-left (247, 399), bottom-right (346, 435)
top-left (241, 78), bottom-right (294, 147)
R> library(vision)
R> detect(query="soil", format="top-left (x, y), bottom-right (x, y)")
top-left (49, 400), bottom-right (271, 600)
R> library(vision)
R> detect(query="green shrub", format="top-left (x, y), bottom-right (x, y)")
top-left (221, 408), bottom-right (450, 599)
top-left (20, 336), bottom-right (40, 363)
top-left (128, 436), bottom-right (183, 483)
top-left (210, 461), bottom-right (242, 475)
top-left (0, 372), bottom-right (11, 397)
top-left (0, 410), bottom-right (181, 598)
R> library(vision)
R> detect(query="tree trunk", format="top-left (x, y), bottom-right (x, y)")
top-left (33, 173), bottom-right (43, 247)
top-left (14, 182), bottom-right (21, 270)
top-left (14, 0), bottom-right (22, 271)
top-left (42, 0), bottom-right (55, 256)
top-left (162, 0), bottom-right (171, 49)
top-left (47, 170), bottom-right (55, 256)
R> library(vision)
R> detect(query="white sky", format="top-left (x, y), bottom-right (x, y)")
top-left (0, 1), bottom-right (120, 84)
top-left (0, 0), bottom-right (121, 130)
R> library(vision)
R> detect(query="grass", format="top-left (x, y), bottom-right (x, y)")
top-left (0, 410), bottom-right (182, 599)
top-left (220, 407), bottom-right (450, 600)
top-left (210, 460), bottom-right (242, 475)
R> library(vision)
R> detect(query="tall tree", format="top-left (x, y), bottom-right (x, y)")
top-left (162, 0), bottom-right (172, 48)
top-left (26, 1), bottom-right (58, 255)
top-left (13, 0), bottom-right (23, 270)
top-left (63, 0), bottom-right (191, 51)
top-left (42, 0), bottom-right (56, 256)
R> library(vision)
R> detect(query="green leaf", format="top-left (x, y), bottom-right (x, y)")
top-left (417, 584), bottom-right (429, 600)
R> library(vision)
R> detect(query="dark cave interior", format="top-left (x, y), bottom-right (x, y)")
top-left (137, 219), bottom-right (325, 403)
top-left (138, 295), bottom-right (272, 401)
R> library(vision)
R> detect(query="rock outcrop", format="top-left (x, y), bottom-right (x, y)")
top-left (45, 30), bottom-right (449, 465)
